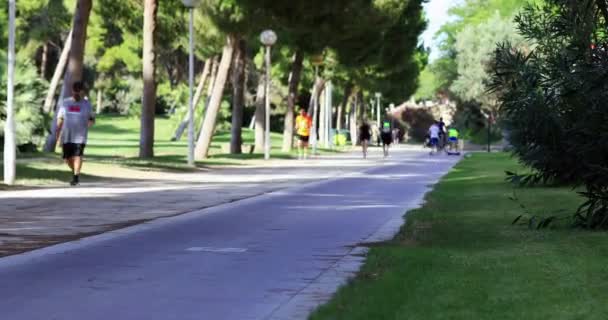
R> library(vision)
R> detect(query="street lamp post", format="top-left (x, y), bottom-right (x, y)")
top-left (389, 102), bottom-right (395, 127)
top-left (310, 55), bottom-right (323, 156)
top-left (4, 0), bottom-right (16, 185)
top-left (370, 99), bottom-right (375, 121)
top-left (375, 92), bottom-right (382, 127)
top-left (260, 30), bottom-right (277, 161)
top-left (182, 0), bottom-right (200, 166)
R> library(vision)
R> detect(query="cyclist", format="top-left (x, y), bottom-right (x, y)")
top-left (448, 127), bottom-right (460, 153)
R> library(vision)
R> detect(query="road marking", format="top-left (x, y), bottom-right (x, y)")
top-left (186, 247), bottom-right (248, 253)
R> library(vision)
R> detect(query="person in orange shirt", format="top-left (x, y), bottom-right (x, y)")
top-left (295, 108), bottom-right (313, 160)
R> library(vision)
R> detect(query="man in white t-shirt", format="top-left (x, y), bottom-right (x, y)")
top-left (428, 122), bottom-right (441, 155)
top-left (56, 81), bottom-right (95, 186)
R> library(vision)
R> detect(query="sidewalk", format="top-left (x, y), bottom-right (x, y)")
top-left (0, 147), bottom-right (416, 257)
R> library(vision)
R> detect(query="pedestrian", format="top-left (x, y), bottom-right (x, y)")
top-left (295, 107), bottom-right (312, 160)
top-left (438, 117), bottom-right (447, 147)
top-left (359, 120), bottom-right (371, 159)
top-left (428, 121), bottom-right (441, 155)
top-left (56, 81), bottom-right (95, 186)
top-left (380, 120), bottom-right (393, 157)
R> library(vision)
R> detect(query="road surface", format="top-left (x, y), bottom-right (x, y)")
top-left (0, 148), bottom-right (459, 320)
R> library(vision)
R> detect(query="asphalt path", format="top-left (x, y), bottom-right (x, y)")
top-left (0, 148), bottom-right (460, 320)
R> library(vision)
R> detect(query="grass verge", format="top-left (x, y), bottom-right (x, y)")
top-left (310, 152), bottom-right (608, 320)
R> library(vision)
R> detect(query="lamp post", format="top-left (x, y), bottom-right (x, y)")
top-left (182, 0), bottom-right (200, 166)
top-left (389, 103), bottom-right (395, 127)
top-left (375, 93), bottom-right (382, 126)
top-left (4, 0), bottom-right (16, 185)
top-left (260, 30), bottom-right (277, 160)
top-left (311, 55), bottom-right (324, 156)
top-left (370, 99), bottom-right (375, 120)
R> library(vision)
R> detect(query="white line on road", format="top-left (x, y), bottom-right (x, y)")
top-left (185, 247), bottom-right (248, 253)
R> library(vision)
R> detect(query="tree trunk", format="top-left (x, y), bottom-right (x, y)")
top-left (358, 91), bottom-right (365, 123)
top-left (254, 76), bottom-right (266, 153)
top-left (319, 87), bottom-right (326, 146)
top-left (172, 57), bottom-right (211, 141)
top-left (41, 42), bottom-right (49, 78)
top-left (194, 36), bottom-right (236, 159)
top-left (43, 0), bottom-right (91, 152)
top-left (139, 0), bottom-right (158, 158)
top-left (336, 84), bottom-right (352, 131)
top-left (230, 38), bottom-right (247, 154)
top-left (96, 88), bottom-right (103, 114)
top-left (281, 50), bottom-right (304, 152)
top-left (196, 56), bottom-right (219, 138)
top-left (42, 29), bottom-right (72, 114)
top-left (350, 89), bottom-right (359, 146)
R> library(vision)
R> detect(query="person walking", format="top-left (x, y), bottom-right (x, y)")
top-left (359, 120), bottom-right (371, 159)
top-left (380, 120), bottom-right (393, 158)
top-left (428, 121), bottom-right (441, 155)
top-left (295, 108), bottom-right (312, 160)
top-left (56, 81), bottom-right (95, 186)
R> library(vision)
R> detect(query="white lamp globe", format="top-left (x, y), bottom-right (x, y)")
top-left (260, 30), bottom-right (277, 46)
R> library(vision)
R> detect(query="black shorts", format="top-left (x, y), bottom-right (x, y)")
top-left (359, 134), bottom-right (371, 142)
top-left (63, 143), bottom-right (86, 159)
top-left (297, 135), bottom-right (310, 143)
top-left (381, 132), bottom-right (393, 145)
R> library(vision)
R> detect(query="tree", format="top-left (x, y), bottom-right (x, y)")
top-left (431, 0), bottom-right (534, 100)
top-left (172, 57), bottom-right (212, 141)
top-left (489, 0), bottom-right (608, 228)
top-left (194, 35), bottom-right (235, 159)
top-left (42, 29), bottom-right (72, 114)
top-left (253, 71), bottom-right (265, 153)
top-left (140, 0), bottom-right (158, 158)
top-left (44, 0), bottom-right (93, 152)
top-left (193, 0), bottom-right (272, 158)
top-left (451, 12), bottom-right (524, 110)
top-left (230, 38), bottom-right (246, 154)
top-left (281, 51), bottom-right (304, 151)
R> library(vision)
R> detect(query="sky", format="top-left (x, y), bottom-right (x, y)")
top-left (421, 0), bottom-right (458, 61)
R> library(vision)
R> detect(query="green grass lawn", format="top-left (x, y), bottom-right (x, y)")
top-left (1, 114), bottom-right (348, 186)
top-left (310, 153), bottom-right (608, 320)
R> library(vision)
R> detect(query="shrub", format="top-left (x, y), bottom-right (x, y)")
top-left (0, 51), bottom-right (48, 148)
top-left (490, 1), bottom-right (608, 228)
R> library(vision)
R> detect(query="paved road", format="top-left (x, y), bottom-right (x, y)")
top-left (0, 150), bottom-right (379, 256)
top-left (0, 148), bottom-right (459, 320)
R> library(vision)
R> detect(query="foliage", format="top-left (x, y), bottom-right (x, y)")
top-left (1, 0), bottom-right (427, 155)
top-left (489, 0), bottom-right (608, 229)
top-left (0, 51), bottom-right (48, 147)
top-left (451, 12), bottom-right (525, 109)
top-left (413, 67), bottom-right (440, 101)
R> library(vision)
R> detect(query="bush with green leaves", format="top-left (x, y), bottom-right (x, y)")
top-left (0, 50), bottom-right (48, 148)
top-left (490, 0), bottom-right (608, 229)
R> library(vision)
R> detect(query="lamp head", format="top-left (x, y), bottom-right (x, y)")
top-left (260, 30), bottom-right (277, 46)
